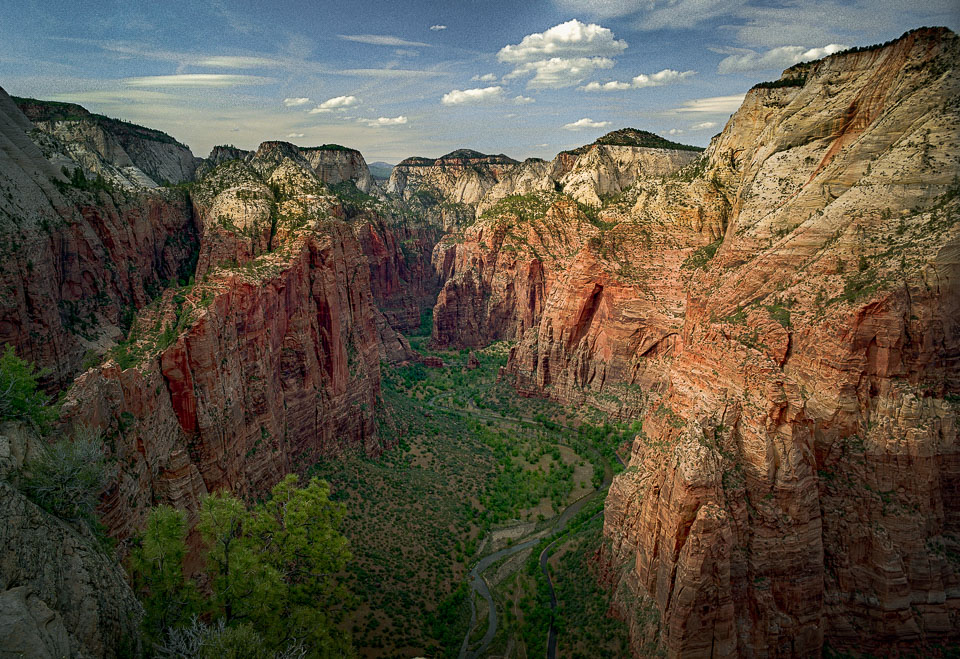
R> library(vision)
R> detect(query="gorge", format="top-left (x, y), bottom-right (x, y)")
top-left (0, 24), bottom-right (958, 659)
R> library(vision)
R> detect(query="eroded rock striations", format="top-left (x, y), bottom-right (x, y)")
top-left (60, 145), bottom-right (388, 542)
top-left (0, 89), bottom-right (199, 388)
top-left (595, 27), bottom-right (960, 657)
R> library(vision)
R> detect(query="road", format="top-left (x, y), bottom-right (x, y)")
top-left (425, 385), bottom-right (626, 658)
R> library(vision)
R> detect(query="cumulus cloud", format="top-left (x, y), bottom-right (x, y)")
top-left (124, 74), bottom-right (272, 87)
top-left (563, 117), bottom-right (611, 130)
top-left (472, 73), bottom-right (498, 82)
top-left (717, 43), bottom-right (848, 73)
top-left (505, 56), bottom-right (616, 88)
top-left (498, 20), bottom-right (627, 88)
top-left (499, 20), bottom-right (627, 62)
top-left (668, 128), bottom-right (683, 135)
top-left (691, 121), bottom-right (718, 130)
top-left (674, 94), bottom-right (746, 114)
top-left (582, 68), bottom-right (695, 91)
top-left (283, 97), bottom-right (310, 107)
top-left (514, 95), bottom-right (535, 104)
top-left (338, 34), bottom-right (430, 47)
top-left (430, 24), bottom-right (447, 31)
top-left (287, 132), bottom-right (305, 137)
top-left (308, 95), bottom-right (360, 113)
top-left (441, 86), bottom-right (505, 105)
top-left (362, 116), bottom-right (408, 126)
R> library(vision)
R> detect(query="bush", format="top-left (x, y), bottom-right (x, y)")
top-left (21, 427), bottom-right (109, 521)
top-left (0, 345), bottom-right (56, 430)
top-left (155, 617), bottom-right (306, 659)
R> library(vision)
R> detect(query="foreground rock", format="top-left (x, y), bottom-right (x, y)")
top-left (0, 427), bottom-right (143, 658)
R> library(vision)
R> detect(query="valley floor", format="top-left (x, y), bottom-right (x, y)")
top-left (309, 328), bottom-right (635, 658)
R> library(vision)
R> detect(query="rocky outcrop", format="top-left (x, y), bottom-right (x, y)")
top-left (17, 96), bottom-right (197, 187)
top-left (387, 134), bottom-right (700, 217)
top-left (599, 27), bottom-right (960, 657)
top-left (0, 87), bottom-right (198, 387)
top-left (59, 148), bottom-right (385, 543)
top-left (0, 426), bottom-right (143, 658)
top-left (301, 145), bottom-right (376, 193)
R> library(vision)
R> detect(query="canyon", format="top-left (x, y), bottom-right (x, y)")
top-left (0, 25), bottom-right (957, 659)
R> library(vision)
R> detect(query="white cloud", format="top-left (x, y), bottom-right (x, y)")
top-left (514, 95), bottom-right (535, 104)
top-left (674, 94), bottom-right (746, 114)
top-left (441, 86), bottom-right (505, 106)
top-left (124, 74), bottom-right (272, 87)
top-left (690, 121), bottom-right (718, 130)
top-left (283, 97), bottom-right (310, 107)
top-left (582, 80), bottom-right (632, 91)
top-left (472, 73), bottom-right (498, 82)
top-left (668, 128), bottom-right (683, 135)
top-left (498, 20), bottom-right (627, 88)
top-left (394, 49), bottom-right (419, 57)
top-left (287, 132), bottom-right (305, 137)
top-left (194, 55), bottom-right (282, 69)
top-left (499, 20), bottom-right (627, 63)
top-left (717, 43), bottom-right (848, 73)
top-left (308, 95), bottom-right (360, 113)
top-left (339, 34), bottom-right (430, 47)
top-left (633, 69), bottom-right (696, 88)
top-left (359, 116), bottom-right (408, 127)
top-left (563, 117), bottom-right (611, 130)
top-left (581, 68), bottom-right (695, 91)
top-left (430, 25), bottom-right (447, 31)
top-left (505, 56), bottom-right (616, 88)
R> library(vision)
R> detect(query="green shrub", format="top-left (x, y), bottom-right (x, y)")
top-left (0, 345), bottom-right (56, 430)
top-left (21, 426), bottom-right (109, 521)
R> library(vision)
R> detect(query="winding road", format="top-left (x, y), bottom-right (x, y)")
top-left (424, 384), bottom-right (626, 658)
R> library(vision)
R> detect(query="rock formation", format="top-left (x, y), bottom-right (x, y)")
top-left (0, 425), bottom-right (143, 658)
top-left (596, 27), bottom-right (960, 657)
top-left (59, 146), bottom-right (387, 542)
top-left (0, 88), bottom-right (198, 387)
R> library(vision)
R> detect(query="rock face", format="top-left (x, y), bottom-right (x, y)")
top-left (596, 27), bottom-right (960, 657)
top-left (301, 145), bottom-right (376, 193)
top-left (59, 148), bottom-right (387, 542)
top-left (387, 134), bottom-right (700, 216)
top-left (16, 96), bottom-right (197, 186)
top-left (0, 87), bottom-right (198, 387)
top-left (0, 426), bottom-right (143, 658)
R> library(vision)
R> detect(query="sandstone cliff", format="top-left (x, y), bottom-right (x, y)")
top-left (387, 132), bottom-right (701, 218)
top-left (16, 96), bottom-right (197, 187)
top-left (0, 88), bottom-right (198, 388)
top-left (59, 148), bottom-right (387, 542)
top-left (597, 27), bottom-right (960, 657)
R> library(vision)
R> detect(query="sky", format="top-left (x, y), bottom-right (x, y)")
top-left (1, 0), bottom-right (957, 163)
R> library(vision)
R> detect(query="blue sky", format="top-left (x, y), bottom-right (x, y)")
top-left (2, 0), bottom-right (957, 163)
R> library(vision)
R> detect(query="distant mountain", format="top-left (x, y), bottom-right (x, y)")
top-left (368, 161), bottom-right (395, 179)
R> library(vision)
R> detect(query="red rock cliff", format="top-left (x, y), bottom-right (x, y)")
top-left (600, 27), bottom-right (960, 657)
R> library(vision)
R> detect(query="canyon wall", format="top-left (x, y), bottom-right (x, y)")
top-left (60, 149), bottom-right (386, 541)
top-left (0, 88), bottom-right (198, 388)
top-left (599, 27), bottom-right (960, 656)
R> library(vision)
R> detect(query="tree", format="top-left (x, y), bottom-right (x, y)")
top-left (195, 474), bottom-right (354, 657)
top-left (21, 426), bottom-right (108, 522)
top-left (0, 344), bottom-right (56, 430)
top-left (129, 505), bottom-right (201, 645)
